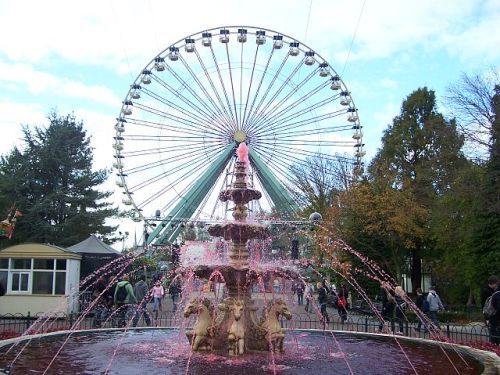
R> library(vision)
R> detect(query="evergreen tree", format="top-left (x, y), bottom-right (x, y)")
top-left (0, 112), bottom-right (117, 247)
top-left (470, 85), bottom-right (500, 282)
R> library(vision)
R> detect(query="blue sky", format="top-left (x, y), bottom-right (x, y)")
top-left (0, 0), bottom-right (499, 246)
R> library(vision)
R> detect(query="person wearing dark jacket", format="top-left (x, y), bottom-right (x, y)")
top-left (481, 276), bottom-right (498, 307)
top-left (133, 275), bottom-right (151, 327)
top-left (486, 276), bottom-right (500, 345)
top-left (317, 281), bottom-right (330, 324)
top-left (481, 275), bottom-right (499, 325)
top-left (91, 276), bottom-right (107, 328)
top-left (415, 288), bottom-right (427, 332)
top-left (378, 283), bottom-right (396, 333)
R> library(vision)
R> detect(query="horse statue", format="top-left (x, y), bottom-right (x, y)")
top-left (183, 297), bottom-right (215, 351)
top-left (227, 300), bottom-right (245, 356)
top-left (261, 299), bottom-right (292, 353)
top-left (0, 209), bottom-right (22, 240)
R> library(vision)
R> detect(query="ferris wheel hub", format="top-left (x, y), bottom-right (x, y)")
top-left (233, 130), bottom-right (247, 143)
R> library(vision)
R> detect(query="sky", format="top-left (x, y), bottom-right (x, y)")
top-left (0, 0), bottom-right (499, 249)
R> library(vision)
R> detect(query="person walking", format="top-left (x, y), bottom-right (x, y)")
top-left (415, 287), bottom-right (428, 332)
top-left (114, 274), bottom-right (137, 327)
top-left (483, 276), bottom-right (500, 345)
top-left (296, 281), bottom-right (305, 306)
top-left (133, 275), bottom-right (151, 327)
top-left (481, 276), bottom-right (499, 325)
top-left (304, 281), bottom-right (313, 312)
top-left (317, 281), bottom-right (330, 324)
top-left (91, 276), bottom-right (107, 328)
top-left (169, 279), bottom-right (182, 313)
top-left (378, 283), bottom-right (396, 333)
top-left (394, 286), bottom-right (407, 334)
top-left (337, 284), bottom-right (349, 324)
top-left (426, 286), bottom-right (444, 330)
top-left (151, 280), bottom-right (165, 319)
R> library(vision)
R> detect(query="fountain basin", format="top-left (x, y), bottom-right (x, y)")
top-left (0, 328), bottom-right (498, 374)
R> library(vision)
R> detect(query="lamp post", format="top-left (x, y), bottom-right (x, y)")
top-left (118, 231), bottom-right (129, 252)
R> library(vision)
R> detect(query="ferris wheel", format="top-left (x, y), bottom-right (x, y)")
top-left (113, 26), bottom-right (364, 245)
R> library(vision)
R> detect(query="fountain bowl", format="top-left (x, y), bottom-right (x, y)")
top-left (207, 222), bottom-right (269, 242)
top-left (1, 328), bottom-right (498, 374)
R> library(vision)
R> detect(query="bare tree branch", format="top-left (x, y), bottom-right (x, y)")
top-left (445, 69), bottom-right (499, 159)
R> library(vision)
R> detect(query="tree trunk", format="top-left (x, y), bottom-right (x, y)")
top-left (410, 247), bottom-right (422, 292)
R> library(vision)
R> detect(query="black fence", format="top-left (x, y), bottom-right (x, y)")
top-left (0, 310), bottom-right (490, 343)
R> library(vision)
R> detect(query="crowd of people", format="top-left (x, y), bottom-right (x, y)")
top-left (91, 274), bottom-right (182, 328)
top-left (86, 272), bottom-right (500, 346)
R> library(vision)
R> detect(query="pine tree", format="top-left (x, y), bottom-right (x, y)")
top-left (0, 112), bottom-right (117, 247)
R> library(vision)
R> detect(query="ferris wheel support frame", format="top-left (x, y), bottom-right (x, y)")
top-left (147, 144), bottom-right (235, 245)
top-left (146, 144), bottom-right (300, 245)
top-left (248, 147), bottom-right (299, 218)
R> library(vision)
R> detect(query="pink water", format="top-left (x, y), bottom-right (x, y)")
top-left (0, 329), bottom-right (483, 375)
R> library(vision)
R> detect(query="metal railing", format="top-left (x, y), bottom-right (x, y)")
top-left (0, 310), bottom-right (490, 343)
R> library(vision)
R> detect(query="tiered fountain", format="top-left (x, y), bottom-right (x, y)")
top-left (184, 142), bottom-right (292, 356)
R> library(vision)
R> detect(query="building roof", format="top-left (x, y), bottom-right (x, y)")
top-left (67, 235), bottom-right (122, 256)
top-left (0, 243), bottom-right (82, 260)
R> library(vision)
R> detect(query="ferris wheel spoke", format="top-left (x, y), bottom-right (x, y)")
top-left (194, 48), bottom-right (236, 130)
top-left (254, 145), bottom-right (351, 186)
top-left (148, 78), bottom-right (231, 138)
top-left (252, 109), bottom-right (348, 139)
top-left (270, 151), bottom-right (354, 184)
top-left (194, 171), bottom-right (224, 220)
top-left (139, 86), bottom-right (226, 134)
top-left (242, 46), bottom-right (275, 133)
top-left (248, 64), bottom-right (320, 134)
top-left (133, 102), bottom-right (228, 138)
top-left (147, 150), bottom-right (232, 214)
top-left (225, 43), bottom-right (239, 127)
top-left (255, 125), bottom-right (354, 141)
top-left (258, 125), bottom-right (353, 141)
top-left (250, 148), bottom-right (299, 193)
top-left (133, 147), bottom-right (225, 203)
top-left (244, 52), bottom-right (290, 129)
top-left (160, 65), bottom-right (229, 127)
top-left (245, 58), bottom-right (305, 129)
top-left (125, 118), bottom-right (226, 139)
top-left (241, 45), bottom-right (261, 129)
top-left (122, 144), bottom-right (224, 175)
top-left (121, 141), bottom-right (224, 158)
top-left (209, 45), bottom-right (238, 129)
top-left (256, 139), bottom-right (354, 148)
top-left (254, 142), bottom-right (356, 164)
top-left (150, 73), bottom-right (219, 127)
top-left (178, 55), bottom-right (234, 133)
top-left (264, 93), bottom-right (336, 131)
top-left (249, 80), bottom-right (331, 136)
top-left (123, 134), bottom-right (224, 142)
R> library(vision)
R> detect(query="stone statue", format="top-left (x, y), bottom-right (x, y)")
top-left (183, 297), bottom-right (215, 351)
top-left (227, 300), bottom-right (245, 356)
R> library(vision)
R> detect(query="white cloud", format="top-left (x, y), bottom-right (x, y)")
top-left (0, 62), bottom-right (120, 106)
top-left (1, 0), bottom-right (498, 72)
top-left (379, 79), bottom-right (398, 89)
top-left (0, 101), bottom-right (46, 154)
